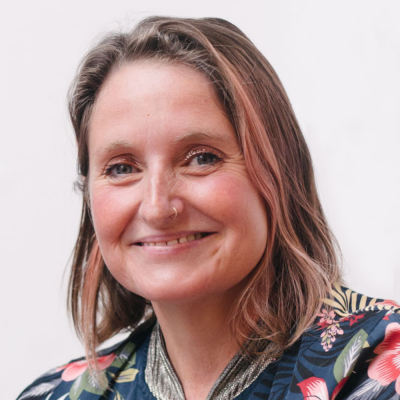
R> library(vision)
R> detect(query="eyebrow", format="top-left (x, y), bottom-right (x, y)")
top-left (171, 130), bottom-right (227, 144)
top-left (95, 131), bottom-right (228, 158)
top-left (94, 140), bottom-right (134, 158)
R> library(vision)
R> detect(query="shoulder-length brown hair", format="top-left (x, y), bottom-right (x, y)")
top-left (68, 16), bottom-right (341, 362)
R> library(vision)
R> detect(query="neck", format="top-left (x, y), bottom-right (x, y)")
top-left (151, 293), bottom-right (242, 400)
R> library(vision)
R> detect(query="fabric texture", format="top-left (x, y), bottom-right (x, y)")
top-left (17, 285), bottom-right (400, 400)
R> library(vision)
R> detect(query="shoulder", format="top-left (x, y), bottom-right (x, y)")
top-left (314, 284), bottom-right (400, 348)
top-left (16, 322), bottom-right (155, 400)
top-left (293, 285), bottom-right (400, 399)
top-left (324, 283), bottom-right (400, 320)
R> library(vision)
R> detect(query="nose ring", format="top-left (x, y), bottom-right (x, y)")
top-left (172, 206), bottom-right (178, 219)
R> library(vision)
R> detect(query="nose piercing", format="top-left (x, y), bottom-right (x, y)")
top-left (172, 206), bottom-right (178, 219)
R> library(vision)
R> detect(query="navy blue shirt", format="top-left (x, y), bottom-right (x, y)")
top-left (17, 286), bottom-right (400, 400)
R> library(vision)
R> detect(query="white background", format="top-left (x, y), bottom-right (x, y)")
top-left (1, 1), bottom-right (399, 398)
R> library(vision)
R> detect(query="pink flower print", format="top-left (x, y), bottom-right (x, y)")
top-left (297, 376), bottom-right (349, 400)
top-left (298, 377), bottom-right (329, 400)
top-left (318, 309), bottom-right (336, 325)
top-left (57, 353), bottom-right (116, 382)
top-left (317, 309), bottom-right (344, 352)
top-left (375, 300), bottom-right (400, 308)
top-left (368, 322), bottom-right (400, 394)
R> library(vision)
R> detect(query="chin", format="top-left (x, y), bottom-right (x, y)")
top-left (127, 273), bottom-right (247, 307)
top-left (129, 281), bottom-right (213, 304)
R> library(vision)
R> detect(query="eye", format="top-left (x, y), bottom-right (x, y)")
top-left (195, 153), bottom-right (218, 165)
top-left (186, 149), bottom-right (222, 167)
top-left (104, 163), bottom-right (139, 178)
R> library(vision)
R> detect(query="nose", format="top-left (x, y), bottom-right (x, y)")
top-left (138, 167), bottom-right (180, 227)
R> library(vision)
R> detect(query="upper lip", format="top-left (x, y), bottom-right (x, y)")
top-left (133, 231), bottom-right (214, 244)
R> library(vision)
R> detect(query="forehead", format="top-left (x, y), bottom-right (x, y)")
top-left (93, 61), bottom-right (223, 117)
top-left (87, 61), bottom-right (235, 155)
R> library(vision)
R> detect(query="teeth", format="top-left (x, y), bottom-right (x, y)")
top-left (141, 233), bottom-right (207, 247)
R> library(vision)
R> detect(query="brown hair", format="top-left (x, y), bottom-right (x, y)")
top-left (68, 16), bottom-right (341, 362)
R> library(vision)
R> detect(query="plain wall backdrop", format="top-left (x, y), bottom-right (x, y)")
top-left (1, 1), bottom-right (399, 398)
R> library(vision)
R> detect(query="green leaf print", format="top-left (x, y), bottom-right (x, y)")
top-left (69, 369), bottom-right (109, 400)
top-left (112, 342), bottom-right (137, 369)
top-left (69, 373), bottom-right (84, 400)
top-left (333, 329), bottom-right (368, 383)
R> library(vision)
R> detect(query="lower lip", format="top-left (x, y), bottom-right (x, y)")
top-left (132, 233), bottom-right (215, 255)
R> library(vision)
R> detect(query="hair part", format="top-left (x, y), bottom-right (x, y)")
top-left (68, 15), bottom-right (341, 364)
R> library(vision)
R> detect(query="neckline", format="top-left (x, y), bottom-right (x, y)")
top-left (145, 323), bottom-right (274, 400)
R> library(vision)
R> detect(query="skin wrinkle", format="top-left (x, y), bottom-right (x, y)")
top-left (67, 21), bottom-right (340, 397)
top-left (86, 61), bottom-right (268, 398)
top-left (88, 61), bottom-right (267, 299)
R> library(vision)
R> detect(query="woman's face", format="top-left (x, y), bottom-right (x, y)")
top-left (88, 62), bottom-right (268, 303)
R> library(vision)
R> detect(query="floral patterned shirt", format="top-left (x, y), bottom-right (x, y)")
top-left (17, 285), bottom-right (400, 400)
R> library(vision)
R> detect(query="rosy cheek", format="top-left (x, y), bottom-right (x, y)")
top-left (207, 174), bottom-right (267, 239)
top-left (90, 186), bottom-right (134, 242)
top-left (182, 176), bottom-right (248, 231)
top-left (207, 175), bottom-right (258, 212)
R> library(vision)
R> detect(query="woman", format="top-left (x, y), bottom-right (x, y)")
top-left (18, 16), bottom-right (400, 400)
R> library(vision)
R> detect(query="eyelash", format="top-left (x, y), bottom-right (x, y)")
top-left (103, 156), bottom-right (139, 177)
top-left (103, 148), bottom-right (223, 178)
top-left (184, 148), bottom-right (223, 166)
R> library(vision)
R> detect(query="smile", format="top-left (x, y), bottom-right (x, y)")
top-left (136, 232), bottom-right (211, 247)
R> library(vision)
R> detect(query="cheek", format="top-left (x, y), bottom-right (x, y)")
top-left (220, 176), bottom-right (267, 256)
top-left (186, 174), bottom-right (244, 214)
top-left (90, 185), bottom-right (137, 244)
top-left (189, 173), bottom-right (267, 237)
